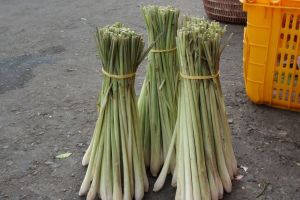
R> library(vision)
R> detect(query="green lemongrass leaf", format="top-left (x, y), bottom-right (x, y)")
top-left (99, 83), bottom-right (112, 111)
top-left (137, 31), bottom-right (164, 66)
top-left (56, 152), bottom-right (72, 159)
top-left (158, 79), bottom-right (165, 90)
top-left (220, 33), bottom-right (233, 55)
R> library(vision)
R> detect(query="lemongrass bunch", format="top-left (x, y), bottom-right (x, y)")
top-left (154, 17), bottom-right (238, 200)
top-left (138, 5), bottom-right (180, 177)
top-left (79, 23), bottom-right (149, 200)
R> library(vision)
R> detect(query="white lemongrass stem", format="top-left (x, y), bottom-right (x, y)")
top-left (209, 85), bottom-right (232, 193)
top-left (131, 93), bottom-right (149, 192)
top-left (111, 95), bottom-right (122, 200)
top-left (215, 87), bottom-right (238, 176)
top-left (82, 140), bottom-right (92, 166)
top-left (171, 166), bottom-right (177, 187)
top-left (185, 81), bottom-right (201, 200)
top-left (86, 125), bottom-right (106, 199)
top-left (181, 98), bottom-right (193, 200)
top-left (125, 91), bottom-right (134, 193)
top-left (104, 105), bottom-right (113, 199)
top-left (119, 94), bottom-right (132, 200)
top-left (153, 126), bottom-right (177, 191)
top-left (79, 115), bottom-right (104, 196)
top-left (177, 98), bottom-right (185, 200)
top-left (200, 81), bottom-right (221, 200)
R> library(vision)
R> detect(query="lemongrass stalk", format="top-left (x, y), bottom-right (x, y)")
top-left (208, 31), bottom-right (237, 176)
top-left (182, 112), bottom-right (193, 200)
top-left (113, 90), bottom-right (122, 199)
top-left (79, 115), bottom-right (105, 196)
top-left (171, 166), bottom-right (177, 187)
top-left (79, 23), bottom-right (149, 200)
top-left (131, 93), bottom-right (149, 192)
top-left (215, 87), bottom-right (238, 176)
top-left (177, 98), bottom-right (185, 200)
top-left (202, 41), bottom-right (234, 181)
top-left (209, 85), bottom-right (232, 192)
top-left (102, 106), bottom-right (113, 199)
top-left (139, 89), bottom-right (151, 166)
top-left (155, 17), bottom-right (237, 200)
top-left (128, 94), bottom-right (145, 200)
top-left (139, 5), bottom-right (179, 176)
top-left (124, 90), bottom-right (134, 197)
top-left (86, 126), bottom-right (106, 199)
top-left (199, 89), bottom-right (219, 200)
top-left (82, 141), bottom-right (92, 166)
top-left (184, 82), bottom-right (201, 200)
top-left (153, 125), bottom-right (177, 191)
top-left (118, 98), bottom-right (131, 200)
top-left (111, 100), bottom-right (122, 200)
top-left (132, 141), bottom-right (145, 200)
top-left (82, 84), bottom-right (112, 167)
top-left (198, 52), bottom-right (222, 200)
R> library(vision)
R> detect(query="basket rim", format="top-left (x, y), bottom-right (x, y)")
top-left (203, 0), bottom-right (247, 23)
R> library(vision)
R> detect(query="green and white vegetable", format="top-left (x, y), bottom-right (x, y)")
top-left (154, 17), bottom-right (238, 200)
top-left (79, 23), bottom-right (149, 200)
top-left (138, 5), bottom-right (180, 177)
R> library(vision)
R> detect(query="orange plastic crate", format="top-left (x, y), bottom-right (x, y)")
top-left (241, 0), bottom-right (300, 111)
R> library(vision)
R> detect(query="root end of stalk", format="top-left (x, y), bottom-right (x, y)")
top-left (78, 189), bottom-right (87, 197)
top-left (82, 145), bottom-right (91, 166)
top-left (86, 189), bottom-right (97, 200)
top-left (151, 172), bottom-right (158, 177)
top-left (153, 174), bottom-right (168, 192)
top-left (224, 183), bottom-right (232, 193)
top-left (218, 186), bottom-right (224, 199)
top-left (210, 187), bottom-right (219, 200)
top-left (135, 192), bottom-right (144, 200)
top-left (218, 192), bottom-right (223, 200)
top-left (82, 154), bottom-right (90, 166)
top-left (144, 181), bottom-right (149, 192)
top-left (79, 179), bottom-right (91, 196)
top-left (171, 174), bottom-right (177, 187)
top-left (153, 177), bottom-right (166, 192)
top-left (82, 160), bottom-right (89, 167)
top-left (153, 185), bottom-right (161, 192)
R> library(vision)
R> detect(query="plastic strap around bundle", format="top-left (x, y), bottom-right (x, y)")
top-left (180, 71), bottom-right (220, 80)
top-left (102, 68), bottom-right (136, 79)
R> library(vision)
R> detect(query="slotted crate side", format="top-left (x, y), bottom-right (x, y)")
top-left (270, 11), bottom-right (300, 110)
top-left (243, 0), bottom-right (300, 111)
top-left (263, 8), bottom-right (282, 106)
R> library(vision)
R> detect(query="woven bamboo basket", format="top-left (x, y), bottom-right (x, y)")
top-left (203, 0), bottom-right (246, 24)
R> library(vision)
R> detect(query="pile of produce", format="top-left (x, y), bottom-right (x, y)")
top-left (79, 23), bottom-right (149, 200)
top-left (138, 5), bottom-right (180, 177)
top-left (154, 17), bottom-right (238, 200)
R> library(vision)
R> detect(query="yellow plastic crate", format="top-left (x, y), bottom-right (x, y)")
top-left (241, 0), bottom-right (300, 111)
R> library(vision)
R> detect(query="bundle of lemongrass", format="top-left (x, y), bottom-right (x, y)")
top-left (138, 5), bottom-right (180, 177)
top-left (154, 17), bottom-right (237, 200)
top-left (79, 23), bottom-right (150, 200)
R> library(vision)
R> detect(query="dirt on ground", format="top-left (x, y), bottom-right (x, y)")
top-left (0, 0), bottom-right (299, 199)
